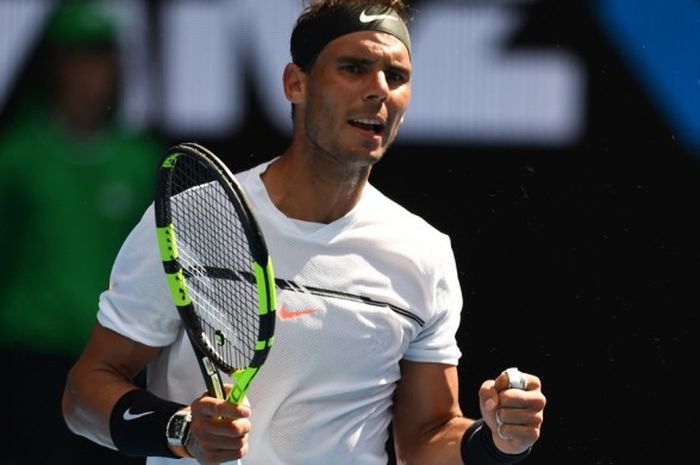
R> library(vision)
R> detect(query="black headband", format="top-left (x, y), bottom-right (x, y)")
top-left (291, 4), bottom-right (411, 70)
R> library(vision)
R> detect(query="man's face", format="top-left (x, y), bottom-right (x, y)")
top-left (54, 48), bottom-right (119, 128)
top-left (300, 30), bottom-right (412, 166)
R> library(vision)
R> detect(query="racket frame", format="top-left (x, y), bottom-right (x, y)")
top-left (154, 142), bottom-right (276, 404)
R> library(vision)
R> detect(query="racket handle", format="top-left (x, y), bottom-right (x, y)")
top-left (199, 356), bottom-right (244, 464)
top-left (199, 354), bottom-right (226, 399)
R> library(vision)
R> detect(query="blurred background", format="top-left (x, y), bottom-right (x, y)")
top-left (0, 0), bottom-right (697, 464)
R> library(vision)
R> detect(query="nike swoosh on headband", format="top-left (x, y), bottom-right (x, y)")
top-left (359, 9), bottom-right (399, 23)
top-left (123, 407), bottom-right (155, 421)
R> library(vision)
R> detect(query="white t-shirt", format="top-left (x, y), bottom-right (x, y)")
top-left (98, 159), bottom-right (463, 465)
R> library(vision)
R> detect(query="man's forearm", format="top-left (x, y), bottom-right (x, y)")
top-left (62, 363), bottom-right (138, 449)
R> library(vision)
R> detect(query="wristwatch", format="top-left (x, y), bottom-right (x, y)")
top-left (166, 410), bottom-right (192, 447)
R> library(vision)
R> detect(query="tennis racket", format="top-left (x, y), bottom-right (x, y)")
top-left (154, 142), bottom-right (276, 406)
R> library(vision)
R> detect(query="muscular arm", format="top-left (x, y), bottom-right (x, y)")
top-left (392, 360), bottom-right (472, 465)
top-left (62, 321), bottom-right (161, 449)
top-left (393, 361), bottom-right (546, 465)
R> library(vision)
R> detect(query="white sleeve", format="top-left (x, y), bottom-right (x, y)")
top-left (97, 203), bottom-right (181, 347)
top-left (403, 235), bottom-right (463, 365)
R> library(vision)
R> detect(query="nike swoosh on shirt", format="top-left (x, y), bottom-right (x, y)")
top-left (278, 303), bottom-right (319, 321)
top-left (273, 276), bottom-right (425, 326)
top-left (123, 408), bottom-right (155, 421)
top-left (359, 9), bottom-right (398, 23)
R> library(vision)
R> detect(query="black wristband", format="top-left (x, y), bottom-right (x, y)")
top-left (109, 388), bottom-right (185, 458)
top-left (460, 419), bottom-right (532, 465)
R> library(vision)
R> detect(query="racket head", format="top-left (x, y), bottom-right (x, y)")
top-left (154, 143), bottom-right (276, 399)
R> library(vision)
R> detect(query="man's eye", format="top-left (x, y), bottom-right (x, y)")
top-left (343, 64), bottom-right (363, 73)
top-left (387, 71), bottom-right (408, 83)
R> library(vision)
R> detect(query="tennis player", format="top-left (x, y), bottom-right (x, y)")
top-left (62, 1), bottom-right (546, 464)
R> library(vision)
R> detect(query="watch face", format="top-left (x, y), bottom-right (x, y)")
top-left (167, 411), bottom-right (192, 445)
top-left (171, 417), bottom-right (185, 433)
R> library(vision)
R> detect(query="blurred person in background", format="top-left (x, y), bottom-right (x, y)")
top-left (0, 1), bottom-right (161, 463)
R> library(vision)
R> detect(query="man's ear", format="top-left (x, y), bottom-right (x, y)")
top-left (283, 62), bottom-right (306, 104)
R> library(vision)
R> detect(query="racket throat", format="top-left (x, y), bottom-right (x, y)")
top-left (228, 367), bottom-right (259, 404)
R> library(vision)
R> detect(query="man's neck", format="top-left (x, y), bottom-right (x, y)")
top-left (260, 148), bottom-right (370, 224)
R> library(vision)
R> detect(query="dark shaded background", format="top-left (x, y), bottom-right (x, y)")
top-left (2, 0), bottom-right (698, 464)
top-left (384, 2), bottom-right (698, 463)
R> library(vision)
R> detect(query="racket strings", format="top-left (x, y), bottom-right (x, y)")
top-left (170, 157), bottom-right (260, 372)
